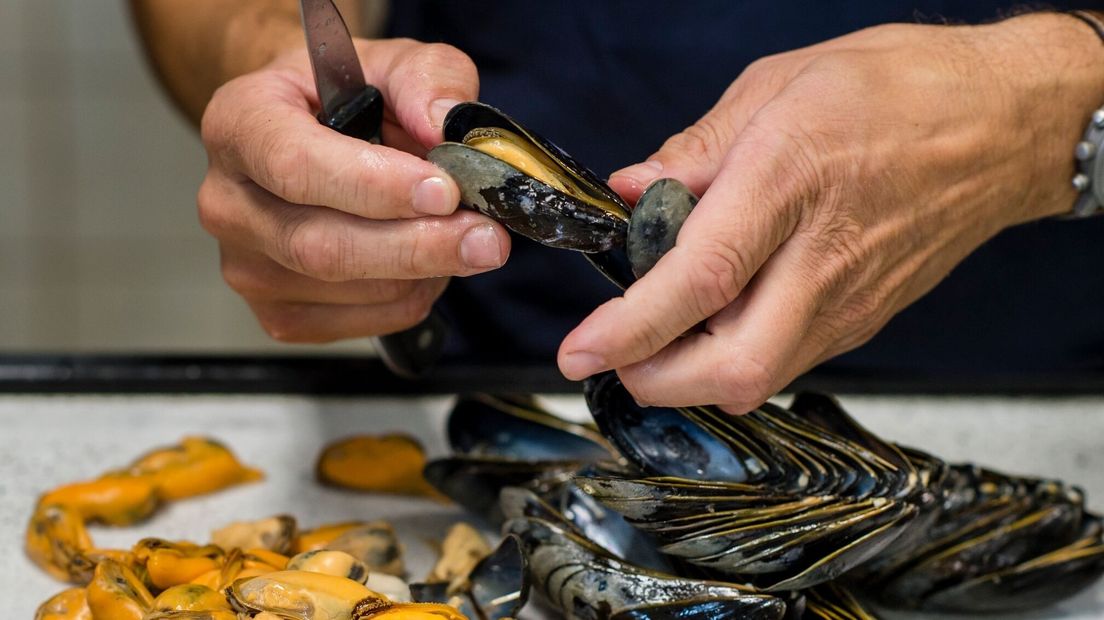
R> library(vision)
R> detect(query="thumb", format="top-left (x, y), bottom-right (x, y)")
top-left (363, 40), bottom-right (480, 149)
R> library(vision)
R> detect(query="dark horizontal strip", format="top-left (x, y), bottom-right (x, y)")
top-left (0, 354), bottom-right (1102, 396)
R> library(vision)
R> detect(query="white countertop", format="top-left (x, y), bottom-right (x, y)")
top-left (2, 393), bottom-right (1102, 618)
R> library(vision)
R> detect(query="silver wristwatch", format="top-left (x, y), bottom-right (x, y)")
top-left (1071, 107), bottom-right (1104, 218)
top-left (1068, 10), bottom-right (1104, 217)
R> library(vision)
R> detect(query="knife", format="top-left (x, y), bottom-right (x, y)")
top-left (299, 0), bottom-right (448, 379)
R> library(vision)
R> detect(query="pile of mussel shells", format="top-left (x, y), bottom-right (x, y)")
top-left (424, 102), bottom-right (1104, 617)
top-left (423, 378), bottom-right (1104, 619)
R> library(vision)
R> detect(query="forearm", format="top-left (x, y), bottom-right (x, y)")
top-left (129, 0), bottom-right (369, 125)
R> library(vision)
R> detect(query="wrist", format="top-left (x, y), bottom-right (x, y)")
top-left (976, 12), bottom-right (1104, 222)
top-left (221, 7), bottom-right (306, 84)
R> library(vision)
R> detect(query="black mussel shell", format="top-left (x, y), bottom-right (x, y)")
top-left (447, 393), bottom-right (614, 462)
top-left (585, 371), bottom-right (770, 483)
top-left (412, 535), bottom-right (530, 620)
top-left (422, 456), bottom-right (579, 525)
top-left (610, 597), bottom-right (784, 620)
top-left (505, 516), bottom-right (785, 620)
top-left (428, 102), bottom-right (629, 253)
top-left (586, 246), bottom-right (637, 290)
top-left (875, 467), bottom-right (1101, 612)
top-left (627, 178), bottom-right (699, 278)
top-left (500, 481), bottom-right (674, 574)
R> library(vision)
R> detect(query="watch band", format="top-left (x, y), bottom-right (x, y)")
top-left (1068, 10), bottom-right (1104, 42)
top-left (1066, 10), bottom-right (1104, 217)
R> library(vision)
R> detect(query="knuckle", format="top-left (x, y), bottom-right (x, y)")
top-left (199, 83), bottom-right (235, 151)
top-left (220, 258), bottom-right (277, 301)
top-left (799, 216), bottom-right (865, 299)
top-left (631, 314), bottom-right (675, 360)
top-left (738, 123), bottom-right (826, 218)
top-left (347, 147), bottom-right (388, 206)
top-left (838, 289), bottom-right (886, 326)
top-left (195, 179), bottom-right (228, 237)
top-left (389, 222), bottom-right (433, 278)
top-left (816, 298), bottom-right (888, 356)
top-left (220, 257), bottom-right (256, 297)
top-left (666, 119), bottom-right (727, 163)
top-left (715, 355), bottom-right (776, 411)
top-left (619, 373), bottom-right (657, 407)
top-left (688, 241), bottom-right (751, 316)
top-left (744, 54), bottom-right (781, 75)
top-left (412, 42), bottom-right (476, 77)
top-left (201, 76), bottom-right (261, 163)
top-left (282, 218), bottom-right (356, 282)
top-left (262, 139), bottom-right (311, 202)
top-left (373, 278), bottom-right (419, 304)
top-left (254, 304), bottom-right (314, 343)
top-left (393, 283), bottom-right (436, 328)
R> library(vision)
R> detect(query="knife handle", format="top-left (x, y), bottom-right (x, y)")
top-left (319, 86), bottom-right (385, 143)
top-left (321, 85), bottom-right (450, 378)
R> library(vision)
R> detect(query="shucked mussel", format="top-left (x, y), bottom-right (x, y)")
top-left (428, 102), bottom-right (700, 288)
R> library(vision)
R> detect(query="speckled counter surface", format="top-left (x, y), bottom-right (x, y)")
top-left (3, 394), bottom-right (1103, 618)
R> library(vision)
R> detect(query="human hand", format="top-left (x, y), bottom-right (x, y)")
top-left (198, 39), bottom-right (510, 342)
top-left (559, 13), bottom-right (1104, 411)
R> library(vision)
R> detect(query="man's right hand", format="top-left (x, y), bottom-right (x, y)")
top-left (198, 39), bottom-right (510, 343)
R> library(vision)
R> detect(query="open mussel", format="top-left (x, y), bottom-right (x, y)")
top-left (447, 394), bottom-right (614, 462)
top-left (428, 102), bottom-right (630, 254)
top-left (425, 394), bottom-right (616, 524)
top-left (576, 372), bottom-right (1104, 611)
top-left (580, 372), bottom-right (924, 591)
top-left (506, 516), bottom-right (785, 620)
top-left (584, 372), bottom-right (920, 500)
top-left (414, 371), bottom-right (1104, 615)
top-left (499, 482), bottom-right (674, 574)
top-left (873, 465), bottom-right (1104, 612)
top-left (410, 534), bottom-right (530, 620)
top-left (428, 102), bottom-right (700, 289)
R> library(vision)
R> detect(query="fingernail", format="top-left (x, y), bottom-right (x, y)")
top-left (561, 351), bottom-right (605, 380)
top-left (460, 224), bottom-right (504, 269)
top-left (413, 177), bottom-right (456, 215)
top-left (614, 159), bottom-right (664, 185)
top-left (429, 98), bottom-right (462, 130)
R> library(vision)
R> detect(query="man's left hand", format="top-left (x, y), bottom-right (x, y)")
top-left (559, 13), bottom-right (1104, 412)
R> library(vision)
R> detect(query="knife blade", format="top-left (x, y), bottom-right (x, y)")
top-left (299, 0), bottom-right (448, 379)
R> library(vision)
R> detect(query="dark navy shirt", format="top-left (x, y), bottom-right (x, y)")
top-left (387, 2), bottom-right (1104, 376)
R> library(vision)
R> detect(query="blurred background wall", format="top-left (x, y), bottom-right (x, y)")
top-left (0, 2), bottom-right (368, 354)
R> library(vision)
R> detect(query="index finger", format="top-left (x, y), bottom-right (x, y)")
top-left (559, 127), bottom-right (809, 380)
top-left (207, 71), bottom-right (460, 220)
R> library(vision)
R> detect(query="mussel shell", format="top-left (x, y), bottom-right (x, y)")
top-left (447, 394), bottom-right (614, 462)
top-left (609, 597), bottom-right (783, 620)
top-left (429, 102), bottom-right (629, 253)
top-left (626, 178), bottom-right (698, 279)
top-left (585, 247), bottom-right (637, 290)
top-left (877, 485), bottom-right (1087, 609)
top-left (917, 534), bottom-right (1104, 612)
top-left (423, 456), bottom-right (580, 525)
top-left (801, 583), bottom-right (876, 620)
top-left (470, 534), bottom-right (530, 619)
top-left (410, 534), bottom-right (529, 620)
top-left (585, 372), bottom-right (769, 483)
top-left (505, 516), bottom-right (785, 620)
top-left (500, 483), bottom-right (673, 574)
